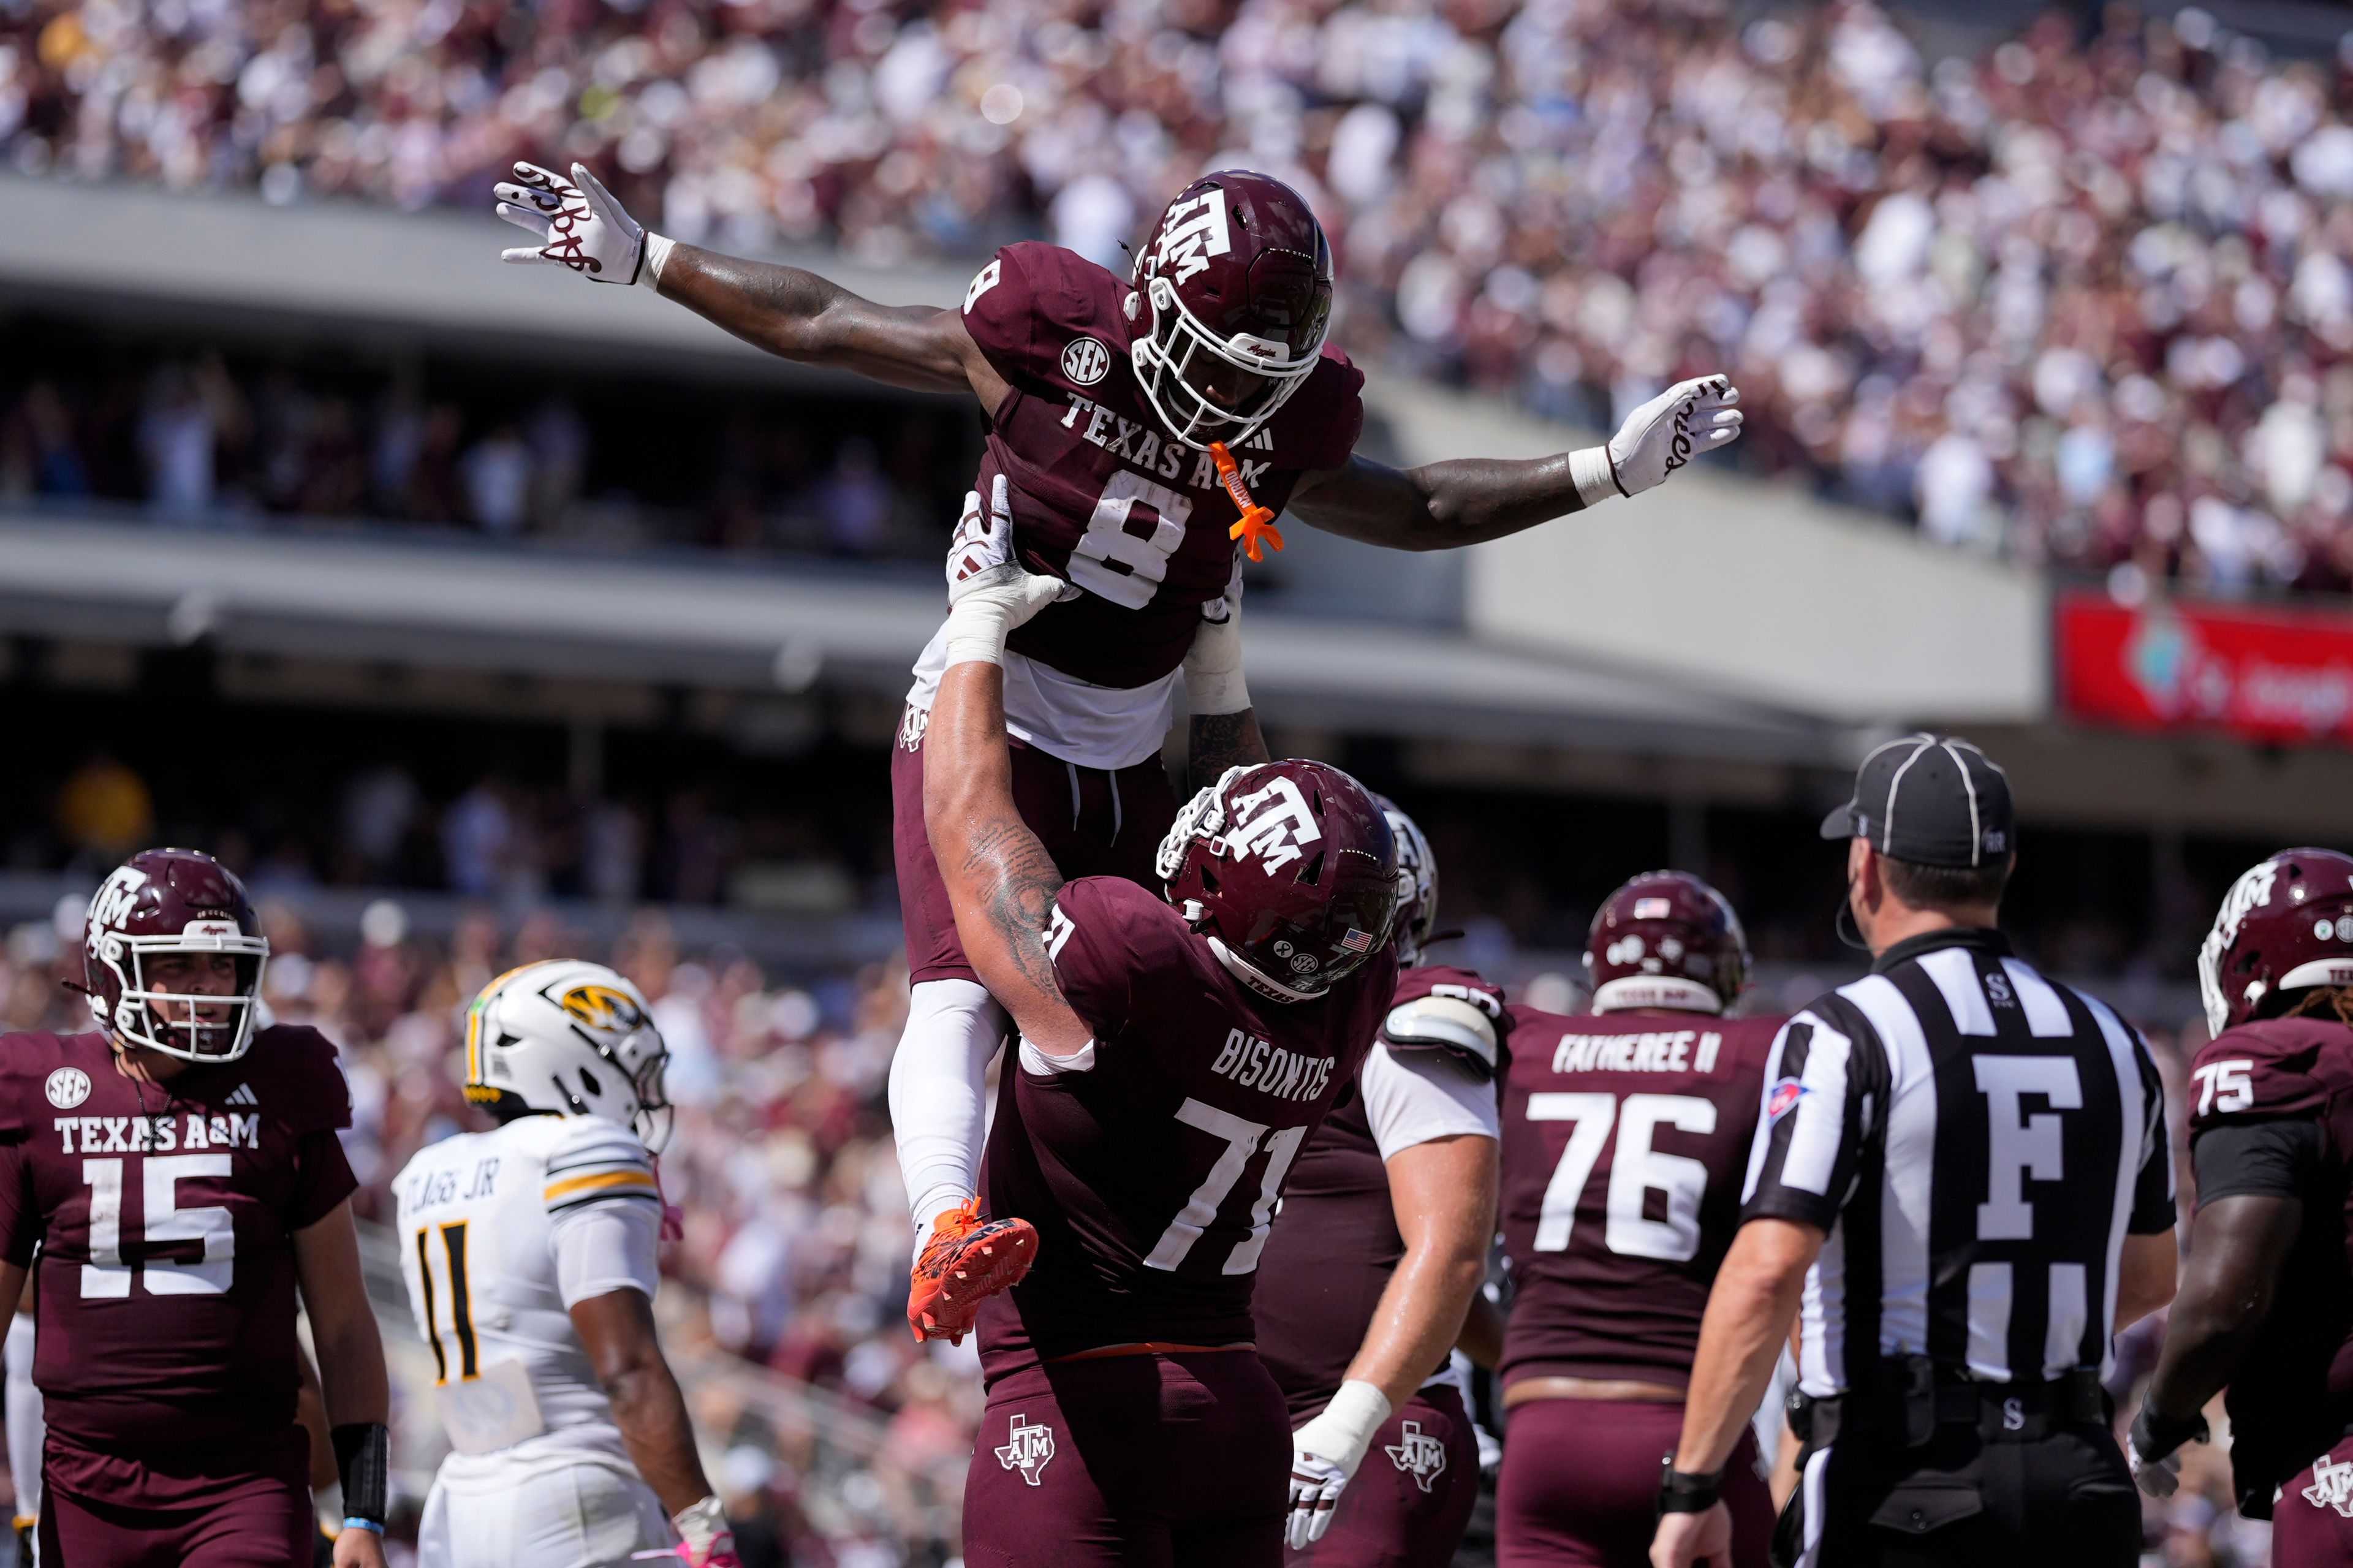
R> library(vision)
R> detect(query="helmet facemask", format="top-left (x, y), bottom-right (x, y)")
top-left (94, 924), bottom-right (269, 1064)
top-left (1130, 274), bottom-right (1324, 452)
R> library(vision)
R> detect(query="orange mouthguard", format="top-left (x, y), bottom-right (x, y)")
top-left (1210, 441), bottom-right (1283, 561)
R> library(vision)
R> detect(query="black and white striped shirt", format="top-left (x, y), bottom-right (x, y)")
top-left (1740, 928), bottom-right (2174, 1399)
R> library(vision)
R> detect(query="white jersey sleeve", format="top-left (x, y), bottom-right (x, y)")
top-left (1358, 1042), bottom-right (1501, 1161)
top-left (393, 1114), bottom-right (664, 1474)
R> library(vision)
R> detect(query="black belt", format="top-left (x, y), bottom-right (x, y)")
top-left (1803, 1360), bottom-right (2109, 1449)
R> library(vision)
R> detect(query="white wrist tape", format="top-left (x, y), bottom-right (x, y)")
top-left (1184, 613), bottom-right (1250, 716)
top-left (1297, 1380), bottom-right (1392, 1471)
top-left (1569, 445), bottom-right (1621, 508)
top-left (640, 232), bottom-right (675, 290)
top-left (942, 594), bottom-right (1017, 667)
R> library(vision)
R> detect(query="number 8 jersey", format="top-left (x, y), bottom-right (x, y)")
top-left (0, 1025), bottom-right (355, 1457)
top-left (1496, 1006), bottom-right (1781, 1393)
top-left (905, 241), bottom-right (1366, 771)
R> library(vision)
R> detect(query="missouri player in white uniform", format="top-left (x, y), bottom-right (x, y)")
top-left (393, 961), bottom-right (737, 1568)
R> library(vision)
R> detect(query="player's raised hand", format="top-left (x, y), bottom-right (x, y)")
top-left (1577, 376), bottom-right (1743, 503)
top-left (941, 477), bottom-right (1067, 667)
top-left (494, 161), bottom-right (663, 286)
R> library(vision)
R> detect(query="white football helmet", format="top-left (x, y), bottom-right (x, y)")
top-left (463, 960), bottom-right (672, 1152)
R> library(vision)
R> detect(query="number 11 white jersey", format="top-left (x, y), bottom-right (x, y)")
top-left (392, 1114), bottom-right (664, 1474)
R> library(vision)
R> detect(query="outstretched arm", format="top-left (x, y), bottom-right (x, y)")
top-left (1289, 376), bottom-right (1741, 551)
top-left (921, 558), bottom-right (1093, 1059)
top-left (494, 161), bottom-right (1006, 405)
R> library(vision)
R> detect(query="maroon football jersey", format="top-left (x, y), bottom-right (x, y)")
top-left (975, 876), bottom-right (1396, 1385)
top-left (960, 241), bottom-right (1365, 690)
top-left (1497, 1007), bottom-right (1781, 1389)
top-left (1256, 965), bottom-right (1507, 1421)
top-left (0, 1026), bottom-right (355, 1460)
top-left (2186, 1017), bottom-right (2353, 1490)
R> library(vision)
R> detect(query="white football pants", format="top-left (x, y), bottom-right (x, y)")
top-left (887, 977), bottom-right (1008, 1246)
top-left (417, 1458), bottom-right (669, 1568)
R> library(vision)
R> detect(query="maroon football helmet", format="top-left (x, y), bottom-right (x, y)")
top-left (1129, 170), bottom-right (1335, 452)
top-left (1371, 794), bottom-right (1440, 966)
top-left (2199, 848), bottom-right (2353, 1034)
top-left (83, 848), bottom-right (270, 1062)
top-left (1156, 761), bottom-right (1398, 1002)
top-left (1583, 871), bottom-right (1749, 1015)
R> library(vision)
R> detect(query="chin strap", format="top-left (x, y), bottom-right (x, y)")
top-left (1211, 441), bottom-right (1283, 561)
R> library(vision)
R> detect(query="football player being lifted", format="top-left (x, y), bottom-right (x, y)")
top-left (1488, 873), bottom-right (1781, 1568)
top-left (494, 161), bottom-right (1746, 1339)
top-left (1254, 803), bottom-right (1507, 1566)
top-left (919, 552), bottom-right (1403, 1565)
top-left (0, 849), bottom-right (391, 1567)
top-left (393, 960), bottom-right (738, 1568)
top-left (2132, 850), bottom-right (2353, 1558)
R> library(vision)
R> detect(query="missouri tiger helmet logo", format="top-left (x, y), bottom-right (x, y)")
top-left (553, 982), bottom-right (648, 1037)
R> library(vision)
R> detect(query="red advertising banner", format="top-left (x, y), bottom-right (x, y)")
top-left (2057, 593), bottom-right (2353, 747)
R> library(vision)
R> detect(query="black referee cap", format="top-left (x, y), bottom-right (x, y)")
top-left (1819, 733), bottom-right (2014, 869)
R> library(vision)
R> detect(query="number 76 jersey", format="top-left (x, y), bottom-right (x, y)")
top-left (1496, 1007), bottom-right (1781, 1393)
top-left (0, 1026), bottom-right (357, 1453)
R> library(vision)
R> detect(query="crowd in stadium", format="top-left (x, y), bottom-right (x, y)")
top-left (11, 0), bottom-right (2353, 593)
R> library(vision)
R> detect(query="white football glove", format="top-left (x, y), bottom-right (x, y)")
top-left (1183, 550), bottom-right (1248, 717)
top-left (1569, 376), bottom-right (1743, 506)
top-left (942, 476), bottom-right (1066, 667)
top-left (2127, 1432), bottom-right (2182, 1499)
top-left (495, 161), bottom-right (672, 287)
top-left (632, 1496), bottom-right (741, 1568)
top-left (1285, 1381), bottom-right (1392, 1550)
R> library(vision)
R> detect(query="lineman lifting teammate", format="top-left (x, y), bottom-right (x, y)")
top-left (1495, 872), bottom-right (1781, 1568)
top-left (2130, 849), bottom-right (2353, 1557)
top-left (1651, 737), bottom-right (2177, 1568)
top-left (393, 960), bottom-right (738, 1568)
top-left (919, 547), bottom-right (1401, 1565)
top-left (492, 157), bottom-right (1746, 1341)
top-left (0, 849), bottom-right (392, 1567)
top-left (1255, 803), bottom-right (1507, 1565)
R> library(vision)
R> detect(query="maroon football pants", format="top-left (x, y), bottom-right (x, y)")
top-left (39, 1426), bottom-right (314, 1567)
top-left (963, 1350), bottom-right (1289, 1567)
top-left (1285, 1385), bottom-right (1481, 1568)
top-left (2271, 1434), bottom-right (2353, 1562)
top-left (893, 705), bottom-right (1179, 985)
top-left (1496, 1397), bottom-right (1771, 1568)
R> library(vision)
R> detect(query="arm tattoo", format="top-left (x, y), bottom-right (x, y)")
top-left (958, 819), bottom-right (1074, 1010)
top-left (1189, 710), bottom-right (1270, 792)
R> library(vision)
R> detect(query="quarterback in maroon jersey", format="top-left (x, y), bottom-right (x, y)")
top-left (0, 849), bottom-right (390, 1567)
top-left (917, 574), bottom-right (1400, 1566)
top-left (1255, 801), bottom-right (1506, 1566)
top-left (1491, 872), bottom-right (1779, 1568)
top-left (492, 158), bottom-right (1746, 1336)
top-left (2131, 849), bottom-right (2353, 1553)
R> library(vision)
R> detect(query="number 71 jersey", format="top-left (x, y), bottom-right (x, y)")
top-left (1496, 1007), bottom-right (1781, 1392)
top-left (0, 1026), bottom-right (357, 1453)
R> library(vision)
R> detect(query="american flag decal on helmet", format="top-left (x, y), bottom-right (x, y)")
top-left (1341, 928), bottom-right (1375, 953)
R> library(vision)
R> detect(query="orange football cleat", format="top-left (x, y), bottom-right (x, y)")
top-left (907, 1198), bottom-right (1037, 1344)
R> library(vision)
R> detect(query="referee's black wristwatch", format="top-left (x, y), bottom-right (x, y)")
top-left (1658, 1458), bottom-right (1724, 1514)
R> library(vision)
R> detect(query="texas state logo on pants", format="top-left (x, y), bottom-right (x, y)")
top-left (1287, 1387), bottom-right (1479, 1567)
top-left (996, 1414), bottom-right (1056, 1486)
top-left (1384, 1420), bottom-right (1448, 1494)
top-left (2231, 1437), bottom-right (2353, 1564)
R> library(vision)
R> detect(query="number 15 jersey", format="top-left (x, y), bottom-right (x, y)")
top-left (1497, 1007), bottom-right (1779, 1393)
top-left (0, 1026), bottom-right (355, 1456)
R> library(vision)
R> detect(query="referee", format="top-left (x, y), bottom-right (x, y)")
top-left (1650, 733), bottom-right (2179, 1568)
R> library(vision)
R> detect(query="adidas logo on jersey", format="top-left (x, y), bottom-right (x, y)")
top-left (225, 1083), bottom-right (258, 1107)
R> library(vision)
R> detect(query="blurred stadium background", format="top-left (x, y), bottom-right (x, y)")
top-left (6, 0), bottom-right (2353, 1558)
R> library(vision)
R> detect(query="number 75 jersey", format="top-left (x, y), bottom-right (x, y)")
top-left (0, 1026), bottom-right (357, 1451)
top-left (1496, 1007), bottom-right (1781, 1392)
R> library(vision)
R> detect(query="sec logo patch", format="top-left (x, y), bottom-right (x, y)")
top-left (1062, 337), bottom-right (1111, 385)
top-left (45, 1067), bottom-right (90, 1110)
